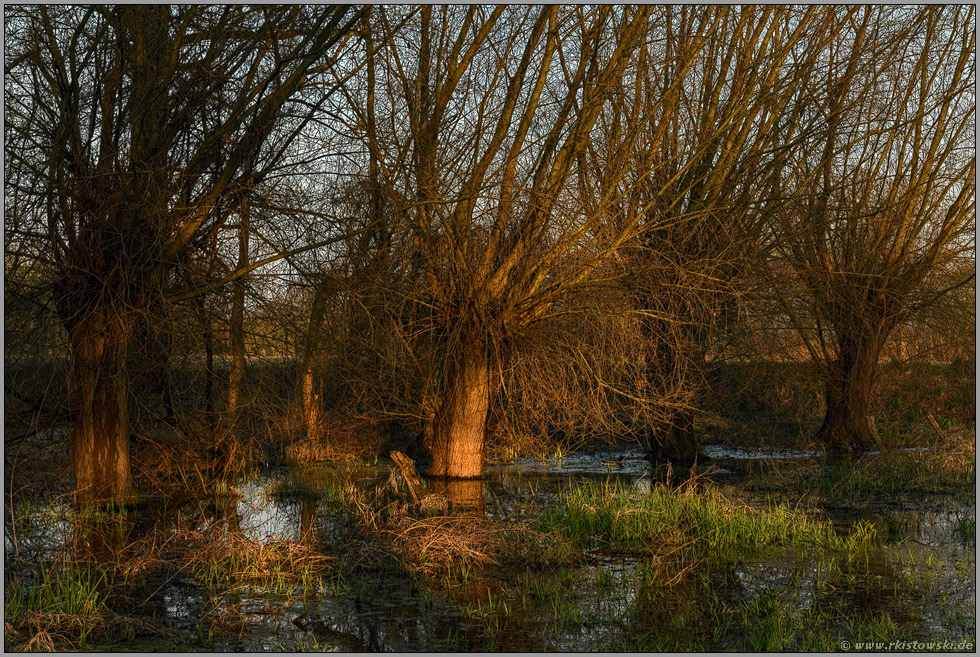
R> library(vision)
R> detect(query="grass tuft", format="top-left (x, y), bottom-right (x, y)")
top-left (535, 480), bottom-right (874, 559)
top-left (188, 531), bottom-right (333, 594)
top-left (4, 565), bottom-right (119, 651)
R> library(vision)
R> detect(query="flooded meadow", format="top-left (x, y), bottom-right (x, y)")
top-left (4, 443), bottom-right (975, 652)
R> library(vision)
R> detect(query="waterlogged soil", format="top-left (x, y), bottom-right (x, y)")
top-left (5, 445), bottom-right (976, 652)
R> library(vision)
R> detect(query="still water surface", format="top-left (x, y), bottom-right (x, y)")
top-left (6, 446), bottom-right (975, 651)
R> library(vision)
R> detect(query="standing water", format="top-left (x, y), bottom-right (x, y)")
top-left (4, 446), bottom-right (975, 652)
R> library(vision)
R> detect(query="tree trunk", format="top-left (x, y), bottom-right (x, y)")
top-left (817, 337), bottom-right (882, 452)
top-left (427, 345), bottom-right (490, 479)
top-left (67, 312), bottom-right (133, 505)
top-left (134, 312), bottom-right (177, 421)
top-left (646, 408), bottom-right (699, 464)
top-left (300, 367), bottom-right (320, 443)
top-left (299, 282), bottom-right (332, 444)
top-left (201, 301), bottom-right (218, 442)
top-left (640, 325), bottom-right (700, 463)
top-left (225, 210), bottom-right (249, 434)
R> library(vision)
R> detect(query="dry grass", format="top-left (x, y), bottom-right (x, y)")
top-left (377, 515), bottom-right (500, 573)
top-left (283, 413), bottom-right (386, 464)
top-left (924, 426), bottom-right (976, 476)
top-left (4, 557), bottom-right (161, 653)
top-left (12, 610), bottom-right (153, 652)
top-left (180, 525), bottom-right (334, 592)
top-left (367, 508), bottom-right (577, 581)
top-left (812, 428), bottom-right (976, 506)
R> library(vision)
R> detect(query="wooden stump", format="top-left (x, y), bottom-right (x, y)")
top-left (390, 451), bottom-right (424, 503)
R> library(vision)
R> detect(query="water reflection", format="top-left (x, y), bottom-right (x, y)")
top-left (5, 449), bottom-right (975, 652)
top-left (428, 479), bottom-right (485, 515)
top-left (700, 444), bottom-right (824, 460)
top-left (73, 514), bottom-right (129, 563)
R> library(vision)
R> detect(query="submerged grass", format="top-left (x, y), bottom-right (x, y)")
top-left (813, 439), bottom-right (975, 506)
top-left (4, 437), bottom-right (973, 652)
top-left (535, 480), bottom-right (874, 558)
top-left (955, 517), bottom-right (976, 543)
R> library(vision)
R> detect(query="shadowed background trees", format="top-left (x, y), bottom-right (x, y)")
top-left (758, 5), bottom-right (975, 451)
top-left (4, 5), bottom-right (365, 502)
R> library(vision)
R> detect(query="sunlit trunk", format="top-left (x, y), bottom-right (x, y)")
top-left (427, 345), bottom-right (490, 479)
top-left (300, 367), bottom-right (320, 443)
top-left (67, 311), bottom-right (133, 505)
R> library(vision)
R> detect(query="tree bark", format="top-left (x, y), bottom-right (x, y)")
top-left (427, 344), bottom-right (490, 479)
top-left (299, 282), bottom-right (333, 444)
top-left (198, 297), bottom-right (218, 442)
top-left (225, 211), bottom-right (249, 431)
top-left (66, 310), bottom-right (133, 505)
top-left (646, 408), bottom-right (699, 465)
top-left (134, 312), bottom-right (177, 422)
top-left (639, 320), bottom-right (700, 463)
top-left (300, 367), bottom-right (320, 443)
top-left (817, 335), bottom-right (883, 452)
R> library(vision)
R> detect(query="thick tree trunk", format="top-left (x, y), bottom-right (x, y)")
top-left (427, 345), bottom-right (490, 479)
top-left (645, 408), bottom-right (699, 464)
top-left (818, 337), bottom-right (882, 452)
top-left (641, 326), bottom-right (700, 463)
top-left (67, 313), bottom-right (133, 505)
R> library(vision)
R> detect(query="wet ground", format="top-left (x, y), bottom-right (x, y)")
top-left (5, 445), bottom-right (976, 652)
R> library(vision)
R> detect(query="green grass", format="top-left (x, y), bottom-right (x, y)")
top-left (277, 635), bottom-right (339, 652)
top-left (535, 481), bottom-right (874, 557)
top-left (955, 517), bottom-right (975, 543)
top-left (882, 512), bottom-right (915, 542)
top-left (5, 566), bottom-right (111, 650)
top-left (740, 588), bottom-right (797, 651)
top-left (812, 451), bottom-right (975, 505)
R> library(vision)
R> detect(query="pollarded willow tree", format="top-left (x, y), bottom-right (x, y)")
top-left (586, 5), bottom-right (835, 462)
top-left (352, 5), bottom-right (673, 478)
top-left (3, 5), bottom-right (364, 503)
top-left (762, 5), bottom-right (975, 450)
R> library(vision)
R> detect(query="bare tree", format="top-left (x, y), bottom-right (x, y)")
top-left (577, 7), bottom-right (829, 462)
top-left (760, 5), bottom-right (975, 450)
top-left (4, 5), bottom-right (363, 502)
top-left (340, 5), bottom-right (664, 477)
